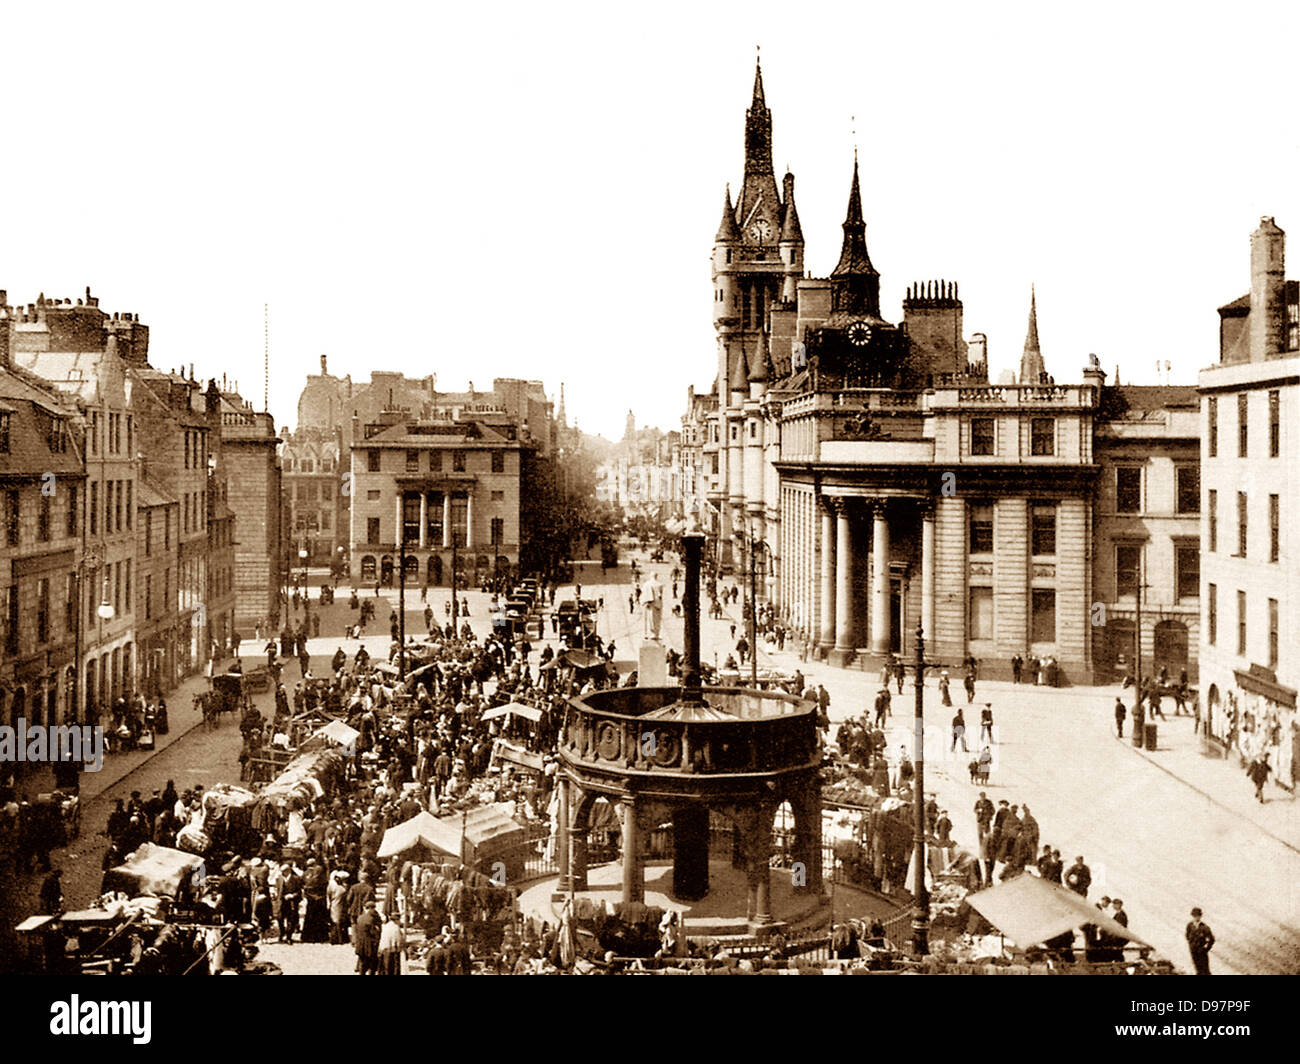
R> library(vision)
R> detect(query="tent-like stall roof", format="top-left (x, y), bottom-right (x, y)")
top-left (481, 702), bottom-right (544, 722)
top-left (101, 843), bottom-right (206, 899)
top-left (965, 874), bottom-right (1151, 950)
top-left (312, 719), bottom-right (360, 746)
top-left (376, 811), bottom-right (446, 859)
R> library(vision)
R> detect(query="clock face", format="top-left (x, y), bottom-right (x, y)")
top-left (747, 219), bottom-right (773, 243)
top-left (848, 321), bottom-right (873, 347)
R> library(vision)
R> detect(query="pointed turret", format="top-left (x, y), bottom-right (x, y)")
top-left (752, 56), bottom-right (766, 108)
top-left (747, 329), bottom-right (770, 383)
top-left (1019, 286), bottom-right (1046, 384)
top-left (779, 172), bottom-right (803, 243)
top-left (557, 382), bottom-right (567, 427)
top-left (728, 343), bottom-right (750, 394)
top-left (716, 185), bottom-right (742, 242)
top-left (829, 154), bottom-right (881, 319)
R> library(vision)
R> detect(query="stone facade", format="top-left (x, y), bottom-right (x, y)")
top-left (349, 412), bottom-right (525, 589)
top-left (692, 63), bottom-right (1206, 685)
top-left (1, 288), bottom-right (282, 724)
top-left (1199, 217), bottom-right (1300, 788)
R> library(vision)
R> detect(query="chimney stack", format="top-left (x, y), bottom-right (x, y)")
top-left (1250, 216), bottom-right (1286, 362)
top-left (320, 354), bottom-right (328, 375)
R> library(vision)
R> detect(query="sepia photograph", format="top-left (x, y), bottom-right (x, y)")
top-left (0, 0), bottom-right (1294, 1041)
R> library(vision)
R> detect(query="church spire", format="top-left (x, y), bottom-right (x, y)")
top-left (557, 382), bottom-right (567, 427)
top-left (752, 53), bottom-right (766, 108)
top-left (830, 154), bottom-right (880, 318)
top-left (1019, 286), bottom-right (1046, 384)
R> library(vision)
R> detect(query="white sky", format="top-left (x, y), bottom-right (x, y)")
top-left (2, 1), bottom-right (1297, 440)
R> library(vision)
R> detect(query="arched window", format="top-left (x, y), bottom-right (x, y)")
top-left (360, 555), bottom-right (377, 581)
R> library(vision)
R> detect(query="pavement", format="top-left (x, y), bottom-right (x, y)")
top-left (563, 544), bottom-right (1300, 976)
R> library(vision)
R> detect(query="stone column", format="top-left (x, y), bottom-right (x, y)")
top-left (921, 503), bottom-right (936, 644)
top-left (418, 493), bottom-right (428, 549)
top-left (557, 777), bottom-right (571, 888)
top-left (442, 493), bottom-right (451, 548)
top-left (464, 492), bottom-right (473, 549)
top-left (672, 805), bottom-right (710, 901)
top-left (818, 500), bottom-right (836, 648)
top-left (394, 495), bottom-right (403, 547)
top-left (870, 502), bottom-right (891, 655)
top-left (834, 500), bottom-right (855, 651)
top-left (620, 797), bottom-right (642, 905)
top-left (571, 828), bottom-right (589, 892)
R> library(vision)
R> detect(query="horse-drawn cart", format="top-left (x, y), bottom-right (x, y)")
top-left (197, 672), bottom-right (255, 729)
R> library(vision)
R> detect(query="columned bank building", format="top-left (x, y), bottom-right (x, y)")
top-left (704, 62), bottom-right (1197, 684)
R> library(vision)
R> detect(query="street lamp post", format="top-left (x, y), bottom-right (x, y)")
top-left (748, 536), bottom-right (762, 687)
top-left (398, 528), bottom-right (406, 680)
top-left (451, 530), bottom-right (460, 633)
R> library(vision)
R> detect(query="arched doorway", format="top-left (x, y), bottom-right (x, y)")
top-left (1153, 619), bottom-right (1189, 671)
top-left (11, 687), bottom-right (26, 730)
top-left (495, 556), bottom-right (511, 582)
top-left (360, 555), bottom-right (376, 582)
top-left (475, 555), bottom-right (490, 587)
top-left (380, 555), bottom-right (394, 587)
top-left (428, 555), bottom-right (443, 587)
top-left (403, 554), bottom-right (419, 579)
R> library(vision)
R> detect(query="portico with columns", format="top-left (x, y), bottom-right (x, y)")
top-left (802, 488), bottom-right (936, 666)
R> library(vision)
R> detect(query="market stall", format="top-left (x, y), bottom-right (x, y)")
top-left (101, 843), bottom-right (207, 902)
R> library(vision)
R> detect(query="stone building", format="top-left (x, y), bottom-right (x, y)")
top-left (1199, 216), bottom-right (1300, 787)
top-left (349, 409), bottom-right (525, 589)
top-left (13, 297), bottom-right (144, 719)
top-left (698, 62), bottom-right (1203, 684)
top-left (0, 353), bottom-right (83, 729)
top-left (2, 287), bottom-right (282, 713)
top-left (281, 427), bottom-right (346, 568)
top-left (215, 393), bottom-right (282, 633)
top-left (127, 364), bottom-right (210, 684)
top-left (1091, 384), bottom-right (1201, 682)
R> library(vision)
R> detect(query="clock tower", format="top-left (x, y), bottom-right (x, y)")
top-left (710, 58), bottom-right (805, 567)
top-left (804, 155), bottom-right (907, 387)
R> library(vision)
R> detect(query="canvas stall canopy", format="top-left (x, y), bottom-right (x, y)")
top-left (965, 874), bottom-right (1152, 950)
top-left (101, 843), bottom-right (207, 899)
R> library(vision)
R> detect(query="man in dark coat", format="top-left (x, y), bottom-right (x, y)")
top-left (346, 872), bottom-right (375, 927)
top-left (353, 900), bottom-right (382, 975)
top-left (1185, 907), bottom-right (1215, 975)
top-left (1065, 856), bottom-right (1091, 897)
top-left (1114, 697), bottom-right (1127, 738)
top-left (38, 868), bottom-right (63, 914)
top-left (973, 793), bottom-right (994, 840)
